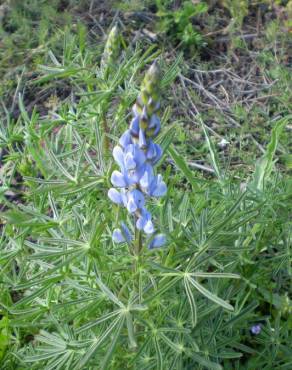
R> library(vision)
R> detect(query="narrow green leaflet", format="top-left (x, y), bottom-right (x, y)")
top-left (250, 116), bottom-right (290, 191)
top-left (168, 145), bottom-right (200, 191)
top-left (100, 316), bottom-right (125, 370)
top-left (184, 277), bottom-right (197, 327)
top-left (191, 352), bottom-right (222, 370)
top-left (188, 277), bottom-right (234, 311)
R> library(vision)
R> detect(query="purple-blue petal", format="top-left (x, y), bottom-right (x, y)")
top-left (119, 130), bottom-right (132, 148)
top-left (108, 188), bottom-right (122, 204)
top-left (140, 165), bottom-right (154, 189)
top-left (144, 220), bottom-right (154, 234)
top-left (130, 116), bottom-right (140, 137)
top-left (153, 119), bottom-right (161, 136)
top-left (136, 216), bottom-right (145, 230)
top-left (139, 129), bottom-right (147, 149)
top-left (121, 189), bottom-right (128, 207)
top-left (125, 152), bottom-right (136, 170)
top-left (120, 222), bottom-right (132, 242)
top-left (146, 140), bottom-right (156, 160)
top-left (152, 144), bottom-right (163, 164)
top-left (112, 229), bottom-right (125, 243)
top-left (111, 170), bottom-right (127, 187)
top-left (124, 144), bottom-right (146, 168)
top-left (127, 199), bottom-right (137, 213)
top-left (127, 165), bottom-right (145, 184)
top-left (149, 114), bottom-right (160, 129)
top-left (113, 146), bottom-right (124, 168)
top-left (149, 234), bottom-right (166, 249)
top-left (150, 174), bottom-right (167, 197)
top-left (136, 208), bottom-right (151, 230)
top-left (133, 189), bottom-right (145, 208)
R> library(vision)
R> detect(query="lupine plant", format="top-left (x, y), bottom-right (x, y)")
top-left (0, 19), bottom-right (291, 370)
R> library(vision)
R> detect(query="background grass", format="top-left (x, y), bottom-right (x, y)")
top-left (0, 0), bottom-right (291, 369)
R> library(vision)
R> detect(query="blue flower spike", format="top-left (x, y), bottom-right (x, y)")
top-left (109, 62), bottom-right (167, 249)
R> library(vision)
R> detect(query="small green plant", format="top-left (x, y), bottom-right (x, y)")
top-left (156, 0), bottom-right (208, 51)
top-left (222, 0), bottom-right (249, 31)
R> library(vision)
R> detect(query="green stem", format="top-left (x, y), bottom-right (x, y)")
top-left (133, 225), bottom-right (142, 278)
top-left (101, 114), bottom-right (110, 156)
top-left (133, 224), bottom-right (142, 340)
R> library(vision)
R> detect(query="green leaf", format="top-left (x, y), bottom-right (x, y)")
top-left (184, 277), bottom-right (197, 327)
top-left (100, 316), bottom-right (125, 370)
top-left (76, 310), bottom-right (121, 334)
top-left (125, 311), bottom-right (137, 349)
top-left (153, 336), bottom-right (163, 370)
top-left (188, 277), bottom-right (234, 311)
top-left (190, 272), bottom-right (240, 279)
top-left (76, 316), bottom-right (122, 370)
top-left (94, 274), bottom-right (124, 308)
top-left (13, 282), bottom-right (56, 307)
top-left (190, 352), bottom-right (222, 370)
top-left (250, 116), bottom-right (290, 191)
top-left (168, 145), bottom-right (200, 191)
top-left (201, 123), bottom-right (222, 182)
top-left (143, 277), bottom-right (181, 304)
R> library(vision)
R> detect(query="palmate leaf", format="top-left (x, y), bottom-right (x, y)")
top-left (13, 282), bottom-right (57, 308)
top-left (153, 336), bottom-right (163, 370)
top-left (94, 270), bottom-right (124, 309)
top-left (24, 329), bottom-right (87, 369)
top-left (76, 310), bottom-right (121, 334)
top-left (45, 351), bottom-right (75, 370)
top-left (99, 315), bottom-right (125, 370)
top-left (46, 145), bottom-right (76, 182)
top-left (76, 315), bottom-right (124, 370)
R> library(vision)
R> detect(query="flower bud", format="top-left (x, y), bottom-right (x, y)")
top-left (101, 24), bottom-right (120, 68)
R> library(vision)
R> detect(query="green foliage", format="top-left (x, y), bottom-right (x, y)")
top-left (222, 0), bottom-right (249, 30)
top-left (250, 116), bottom-right (290, 192)
top-left (156, 0), bottom-right (208, 50)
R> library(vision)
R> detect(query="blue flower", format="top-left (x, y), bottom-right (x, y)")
top-left (130, 116), bottom-right (140, 137)
top-left (113, 145), bottom-right (125, 168)
top-left (124, 144), bottom-right (146, 170)
top-left (149, 234), bottom-right (166, 249)
top-left (108, 188), bottom-right (123, 204)
top-left (111, 170), bottom-right (127, 188)
top-left (250, 324), bottom-right (261, 335)
top-left (112, 222), bottom-right (132, 243)
top-left (139, 164), bottom-right (154, 190)
top-left (136, 208), bottom-right (154, 234)
top-left (119, 130), bottom-right (132, 148)
top-left (126, 189), bottom-right (145, 213)
top-left (146, 142), bottom-right (162, 164)
top-left (149, 174), bottom-right (167, 197)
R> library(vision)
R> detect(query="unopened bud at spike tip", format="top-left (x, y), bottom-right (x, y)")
top-left (101, 24), bottom-right (120, 68)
